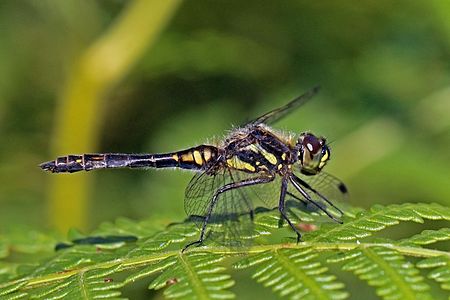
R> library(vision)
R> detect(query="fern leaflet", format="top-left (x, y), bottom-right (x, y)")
top-left (0, 202), bottom-right (448, 299)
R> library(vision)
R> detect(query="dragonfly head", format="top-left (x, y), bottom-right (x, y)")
top-left (296, 133), bottom-right (330, 175)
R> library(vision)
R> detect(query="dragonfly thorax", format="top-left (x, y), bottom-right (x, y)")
top-left (296, 133), bottom-right (330, 175)
top-left (223, 127), bottom-right (292, 174)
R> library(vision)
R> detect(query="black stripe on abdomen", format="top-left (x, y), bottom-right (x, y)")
top-left (40, 145), bottom-right (219, 173)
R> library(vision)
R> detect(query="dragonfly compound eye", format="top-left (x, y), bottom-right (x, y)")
top-left (298, 133), bottom-right (328, 174)
top-left (302, 134), bottom-right (322, 155)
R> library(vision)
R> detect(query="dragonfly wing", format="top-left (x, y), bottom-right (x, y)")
top-left (297, 171), bottom-right (348, 203)
top-left (184, 166), bottom-right (259, 247)
top-left (232, 170), bottom-right (282, 209)
top-left (246, 86), bottom-right (320, 126)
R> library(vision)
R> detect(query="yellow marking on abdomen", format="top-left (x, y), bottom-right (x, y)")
top-left (203, 148), bottom-right (212, 162)
top-left (193, 150), bottom-right (203, 165)
top-left (181, 152), bottom-right (194, 162)
top-left (172, 154), bottom-right (179, 161)
top-left (226, 158), bottom-right (256, 172)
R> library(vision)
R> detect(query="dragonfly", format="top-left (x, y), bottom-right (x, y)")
top-left (40, 86), bottom-right (348, 251)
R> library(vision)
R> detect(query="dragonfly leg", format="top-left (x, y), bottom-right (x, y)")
top-left (286, 191), bottom-right (308, 206)
top-left (249, 209), bottom-right (254, 221)
top-left (228, 172), bottom-right (255, 221)
top-left (182, 175), bottom-right (274, 252)
top-left (289, 175), bottom-right (343, 224)
top-left (241, 192), bottom-right (254, 221)
top-left (279, 177), bottom-right (302, 243)
top-left (291, 174), bottom-right (344, 217)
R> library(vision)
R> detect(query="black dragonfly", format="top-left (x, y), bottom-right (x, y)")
top-left (41, 86), bottom-right (348, 251)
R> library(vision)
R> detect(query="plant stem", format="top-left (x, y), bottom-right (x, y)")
top-left (48, 0), bottom-right (181, 232)
top-left (9, 241), bottom-right (448, 290)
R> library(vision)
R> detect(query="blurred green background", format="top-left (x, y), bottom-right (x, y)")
top-left (0, 0), bottom-right (449, 245)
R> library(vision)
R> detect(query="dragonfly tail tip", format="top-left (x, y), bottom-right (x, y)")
top-left (39, 161), bottom-right (56, 173)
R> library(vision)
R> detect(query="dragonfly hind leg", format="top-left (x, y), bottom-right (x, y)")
top-left (182, 176), bottom-right (274, 252)
top-left (279, 177), bottom-right (302, 243)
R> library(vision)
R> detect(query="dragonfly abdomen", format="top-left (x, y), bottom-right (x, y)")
top-left (40, 145), bottom-right (219, 173)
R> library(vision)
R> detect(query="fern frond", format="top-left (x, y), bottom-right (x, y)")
top-left (417, 256), bottom-right (450, 294)
top-left (148, 252), bottom-right (234, 299)
top-left (0, 223), bottom-right (234, 300)
top-left (400, 228), bottom-right (450, 295)
top-left (29, 264), bottom-right (125, 300)
top-left (0, 202), bottom-right (448, 299)
top-left (0, 263), bottom-right (17, 283)
top-left (235, 248), bottom-right (348, 299)
top-left (327, 246), bottom-right (432, 300)
top-left (307, 203), bottom-right (450, 243)
top-left (0, 280), bottom-right (28, 299)
top-left (93, 217), bottom-right (163, 238)
top-left (0, 230), bottom-right (58, 259)
top-left (400, 228), bottom-right (450, 246)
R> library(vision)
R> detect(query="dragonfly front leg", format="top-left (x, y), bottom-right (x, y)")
top-left (182, 175), bottom-right (274, 252)
top-left (289, 174), bottom-right (343, 224)
top-left (290, 173), bottom-right (344, 218)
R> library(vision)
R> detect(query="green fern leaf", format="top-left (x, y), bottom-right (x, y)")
top-left (148, 252), bottom-right (234, 299)
top-left (400, 228), bottom-right (450, 246)
top-left (400, 228), bottom-right (450, 295)
top-left (93, 217), bottom-right (163, 238)
top-left (0, 203), bottom-right (448, 299)
top-left (235, 248), bottom-right (348, 299)
top-left (328, 246), bottom-right (432, 300)
top-left (307, 203), bottom-right (450, 243)
top-left (417, 256), bottom-right (450, 294)
top-left (28, 264), bottom-right (125, 300)
top-left (0, 280), bottom-right (28, 299)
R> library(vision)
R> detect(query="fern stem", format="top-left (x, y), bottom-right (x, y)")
top-left (178, 253), bottom-right (210, 300)
top-left (309, 242), bottom-right (450, 259)
top-left (207, 242), bottom-right (450, 259)
top-left (274, 248), bottom-right (330, 300)
top-left (7, 241), bottom-right (447, 291)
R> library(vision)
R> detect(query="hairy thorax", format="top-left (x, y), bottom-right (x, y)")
top-left (222, 125), bottom-right (296, 174)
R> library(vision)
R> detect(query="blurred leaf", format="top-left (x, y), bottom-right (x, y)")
top-left (47, 0), bottom-right (182, 232)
